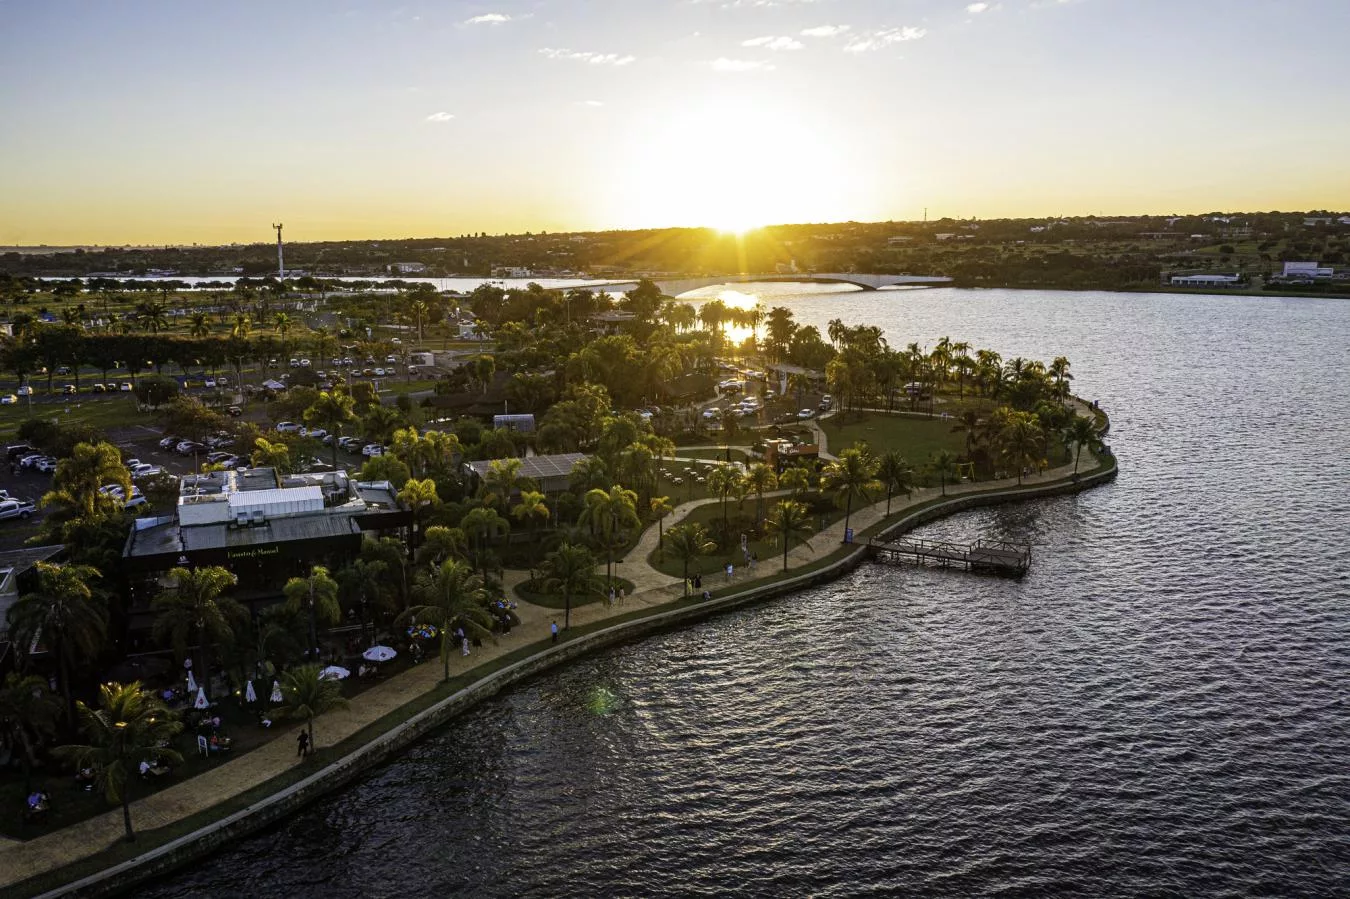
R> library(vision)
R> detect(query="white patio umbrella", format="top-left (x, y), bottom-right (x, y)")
top-left (270, 680), bottom-right (283, 703)
top-left (186, 670), bottom-right (198, 693)
top-left (194, 687), bottom-right (209, 709)
top-left (319, 665), bottom-right (350, 681)
top-left (245, 680), bottom-right (257, 703)
top-left (362, 646), bottom-right (397, 663)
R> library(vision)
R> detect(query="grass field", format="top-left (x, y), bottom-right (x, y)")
top-left (821, 411), bottom-right (966, 464)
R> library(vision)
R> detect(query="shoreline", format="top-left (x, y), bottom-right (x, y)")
top-left (7, 444), bottom-right (1118, 898)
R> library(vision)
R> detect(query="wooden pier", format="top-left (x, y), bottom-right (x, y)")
top-left (868, 536), bottom-right (1032, 577)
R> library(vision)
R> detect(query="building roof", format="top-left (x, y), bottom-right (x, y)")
top-left (466, 453), bottom-right (587, 482)
top-left (181, 511), bottom-right (361, 552)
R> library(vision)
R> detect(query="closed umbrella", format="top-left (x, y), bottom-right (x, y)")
top-left (245, 680), bottom-right (257, 704)
top-left (362, 645), bottom-right (397, 663)
top-left (194, 687), bottom-right (209, 709)
top-left (319, 665), bottom-right (350, 681)
top-left (270, 680), bottom-right (283, 703)
top-left (186, 670), bottom-right (198, 693)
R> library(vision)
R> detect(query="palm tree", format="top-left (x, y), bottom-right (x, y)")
top-left (928, 449), bottom-right (959, 496)
top-left (305, 390), bottom-right (357, 469)
top-left (40, 440), bottom-right (130, 524)
top-left (479, 457), bottom-right (525, 510)
top-left (717, 408), bottom-right (741, 463)
top-left (188, 311), bottom-right (211, 338)
top-left (276, 664), bottom-right (348, 750)
top-left (150, 566), bottom-right (244, 693)
top-left (414, 525), bottom-right (468, 569)
top-left (461, 506), bottom-right (511, 580)
top-left (402, 560), bottom-right (491, 681)
top-left (666, 522), bottom-right (716, 594)
top-left (511, 490), bottom-right (550, 566)
top-left (7, 562), bottom-right (106, 720)
top-left (410, 299), bottom-right (430, 344)
top-left (362, 404), bottom-right (403, 446)
top-left (821, 447), bottom-right (881, 539)
top-left (0, 673), bottom-right (63, 793)
top-left (744, 463), bottom-right (778, 524)
top-left (1063, 414), bottom-right (1101, 477)
top-left (876, 450), bottom-right (914, 516)
top-left (273, 311), bottom-right (293, 342)
top-left (56, 682), bottom-right (183, 842)
top-left (135, 301), bottom-right (169, 334)
top-left (229, 312), bottom-right (252, 341)
top-left (650, 495), bottom-right (674, 557)
top-left (1000, 411), bottom-right (1045, 485)
top-left (765, 500), bottom-right (814, 571)
top-left (250, 436), bottom-right (292, 474)
top-left (283, 565), bottom-right (341, 660)
top-left (540, 542), bottom-right (603, 630)
top-left (578, 486), bottom-right (639, 586)
top-left (705, 465), bottom-right (742, 530)
top-left (779, 465), bottom-right (811, 502)
top-left (397, 477), bottom-right (441, 559)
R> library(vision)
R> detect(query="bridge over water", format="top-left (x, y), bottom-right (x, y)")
top-left (571, 272), bottom-right (952, 297)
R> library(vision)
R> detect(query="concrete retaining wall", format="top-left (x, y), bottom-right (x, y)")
top-left (41, 457), bottom-right (1117, 899)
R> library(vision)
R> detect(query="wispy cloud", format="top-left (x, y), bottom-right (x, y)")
top-left (843, 26), bottom-right (927, 53)
top-left (577, 100), bottom-right (604, 107)
top-left (800, 25), bottom-right (850, 38)
top-left (539, 48), bottom-right (636, 66)
top-left (424, 112), bottom-right (455, 123)
top-left (464, 13), bottom-right (512, 25)
top-left (742, 35), bottom-right (804, 50)
top-left (696, 0), bottom-right (822, 6)
top-left (711, 57), bottom-right (776, 72)
top-left (966, 2), bottom-right (990, 12)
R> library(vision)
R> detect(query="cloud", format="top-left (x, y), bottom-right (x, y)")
top-left (843, 26), bottom-right (927, 53)
top-left (464, 13), bottom-right (512, 24)
top-left (424, 112), bottom-right (455, 122)
top-left (539, 48), bottom-right (636, 66)
top-left (577, 100), bottom-right (604, 107)
top-left (711, 57), bottom-right (776, 72)
top-left (742, 35), bottom-right (804, 50)
top-left (966, 2), bottom-right (989, 12)
top-left (800, 25), bottom-right (850, 37)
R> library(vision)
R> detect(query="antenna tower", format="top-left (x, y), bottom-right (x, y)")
top-left (273, 223), bottom-right (284, 279)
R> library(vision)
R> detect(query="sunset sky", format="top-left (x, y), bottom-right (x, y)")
top-left (3, 0), bottom-right (1348, 245)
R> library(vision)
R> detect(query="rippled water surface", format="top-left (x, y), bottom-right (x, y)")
top-left (145, 289), bottom-right (1350, 897)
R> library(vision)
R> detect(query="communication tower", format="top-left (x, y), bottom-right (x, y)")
top-left (273, 223), bottom-right (284, 279)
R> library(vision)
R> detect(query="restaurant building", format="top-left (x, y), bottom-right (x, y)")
top-left (121, 467), bottom-right (409, 630)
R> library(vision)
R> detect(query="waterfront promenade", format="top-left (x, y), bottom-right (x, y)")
top-left (0, 441), bottom-right (1109, 897)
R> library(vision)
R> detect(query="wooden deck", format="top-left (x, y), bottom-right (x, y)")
top-left (868, 536), bottom-right (1032, 576)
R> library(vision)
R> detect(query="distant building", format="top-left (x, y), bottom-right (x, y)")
top-left (887, 236), bottom-right (914, 246)
top-left (1283, 261), bottom-right (1334, 278)
top-left (464, 453), bottom-right (588, 495)
top-left (1170, 274), bottom-right (1242, 287)
top-left (0, 545), bottom-right (65, 643)
top-left (492, 413), bottom-right (536, 433)
top-left (492, 266), bottom-right (533, 278)
top-left (390, 262), bottom-right (426, 274)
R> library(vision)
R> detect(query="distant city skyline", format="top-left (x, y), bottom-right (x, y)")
top-left (3, 0), bottom-right (1348, 244)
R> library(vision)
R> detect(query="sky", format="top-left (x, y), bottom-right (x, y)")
top-left (2, 0), bottom-right (1348, 245)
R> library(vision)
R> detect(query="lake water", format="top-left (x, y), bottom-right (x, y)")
top-left (142, 287), bottom-right (1350, 897)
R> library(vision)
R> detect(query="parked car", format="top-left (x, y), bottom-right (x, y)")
top-left (129, 463), bottom-right (163, 479)
top-left (216, 376), bottom-right (229, 386)
top-left (62, 384), bottom-right (77, 395)
top-left (373, 368), bottom-right (386, 377)
top-left (338, 436), bottom-right (363, 451)
top-left (206, 434), bottom-right (235, 449)
top-left (176, 441), bottom-right (206, 456)
top-left (361, 444), bottom-right (385, 457)
top-left (0, 499), bottom-right (37, 521)
top-left (206, 452), bottom-right (235, 465)
top-left (797, 409), bottom-right (814, 420)
top-left (299, 359), bottom-right (311, 367)
top-left (275, 422), bottom-right (302, 433)
top-left (91, 383), bottom-right (108, 393)
top-left (303, 427), bottom-right (328, 440)
top-left (120, 383), bottom-right (133, 392)
top-left (159, 435), bottom-right (184, 450)
top-left (34, 457), bottom-right (59, 473)
top-left (289, 358), bottom-right (300, 367)
top-left (204, 377), bottom-right (217, 389)
top-left (226, 405), bottom-right (243, 417)
top-left (18, 453), bottom-right (46, 469)
top-left (17, 386), bottom-right (33, 397)
top-left (385, 355), bottom-right (398, 364)
top-left (5, 444), bottom-right (35, 461)
top-left (0, 394), bottom-right (16, 405)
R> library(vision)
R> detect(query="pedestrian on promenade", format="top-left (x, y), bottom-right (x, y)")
top-left (694, 574), bottom-right (702, 590)
top-left (551, 621), bottom-right (559, 644)
top-left (296, 730), bottom-right (309, 759)
top-left (726, 563), bottom-right (734, 582)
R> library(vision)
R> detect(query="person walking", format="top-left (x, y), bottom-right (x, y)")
top-left (296, 729), bottom-right (309, 759)
top-left (551, 621), bottom-right (559, 644)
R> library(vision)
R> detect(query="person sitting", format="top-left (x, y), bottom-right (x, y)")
top-left (139, 759), bottom-right (169, 777)
top-left (75, 767), bottom-right (96, 791)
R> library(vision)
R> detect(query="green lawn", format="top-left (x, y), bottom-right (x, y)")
top-left (0, 397), bottom-right (152, 442)
top-left (675, 447), bottom-right (749, 464)
top-left (514, 575), bottom-right (636, 608)
top-left (821, 411), bottom-right (966, 463)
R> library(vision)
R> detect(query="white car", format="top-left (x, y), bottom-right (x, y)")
top-left (303, 427), bottom-right (328, 440)
top-left (203, 377), bottom-right (217, 388)
top-left (34, 457), bottom-right (59, 473)
top-left (0, 395), bottom-right (17, 405)
top-left (289, 358), bottom-right (300, 367)
top-left (385, 355), bottom-right (398, 364)
top-left (130, 463), bottom-right (164, 479)
top-left (17, 386), bottom-right (33, 397)
top-left (299, 359), bottom-right (311, 367)
top-left (0, 499), bottom-right (36, 521)
top-left (275, 421), bottom-right (302, 433)
top-left (361, 444), bottom-right (385, 457)
top-left (797, 409), bottom-right (814, 420)
top-left (120, 382), bottom-right (133, 392)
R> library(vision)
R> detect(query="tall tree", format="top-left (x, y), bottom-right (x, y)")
top-left (40, 441), bottom-right (130, 524)
top-left (765, 500), bottom-right (814, 572)
top-left (665, 523), bottom-right (715, 594)
top-left (540, 542), bottom-right (603, 630)
top-left (304, 390), bottom-right (356, 469)
top-left (397, 477), bottom-right (441, 559)
top-left (7, 562), bottom-right (106, 720)
top-left (1063, 414), bottom-right (1101, 477)
top-left (511, 490), bottom-right (550, 566)
top-left (403, 560), bottom-right (492, 680)
top-left (151, 566), bottom-right (244, 694)
top-left (0, 673), bottom-right (63, 794)
top-left (744, 463), bottom-right (778, 524)
top-left (56, 682), bottom-right (183, 842)
top-left (283, 565), bottom-right (341, 659)
top-left (461, 506), bottom-right (510, 580)
top-left (821, 446), bottom-right (881, 539)
top-left (578, 485), bottom-right (639, 587)
top-left (876, 450), bottom-right (914, 516)
top-left (276, 664), bottom-right (348, 749)
top-left (928, 449), bottom-right (959, 496)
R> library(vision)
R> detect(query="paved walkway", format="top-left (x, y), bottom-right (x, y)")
top-left (2, 408), bottom-right (1105, 893)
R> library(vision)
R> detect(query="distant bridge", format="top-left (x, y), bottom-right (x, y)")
top-left (570, 272), bottom-right (952, 297)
